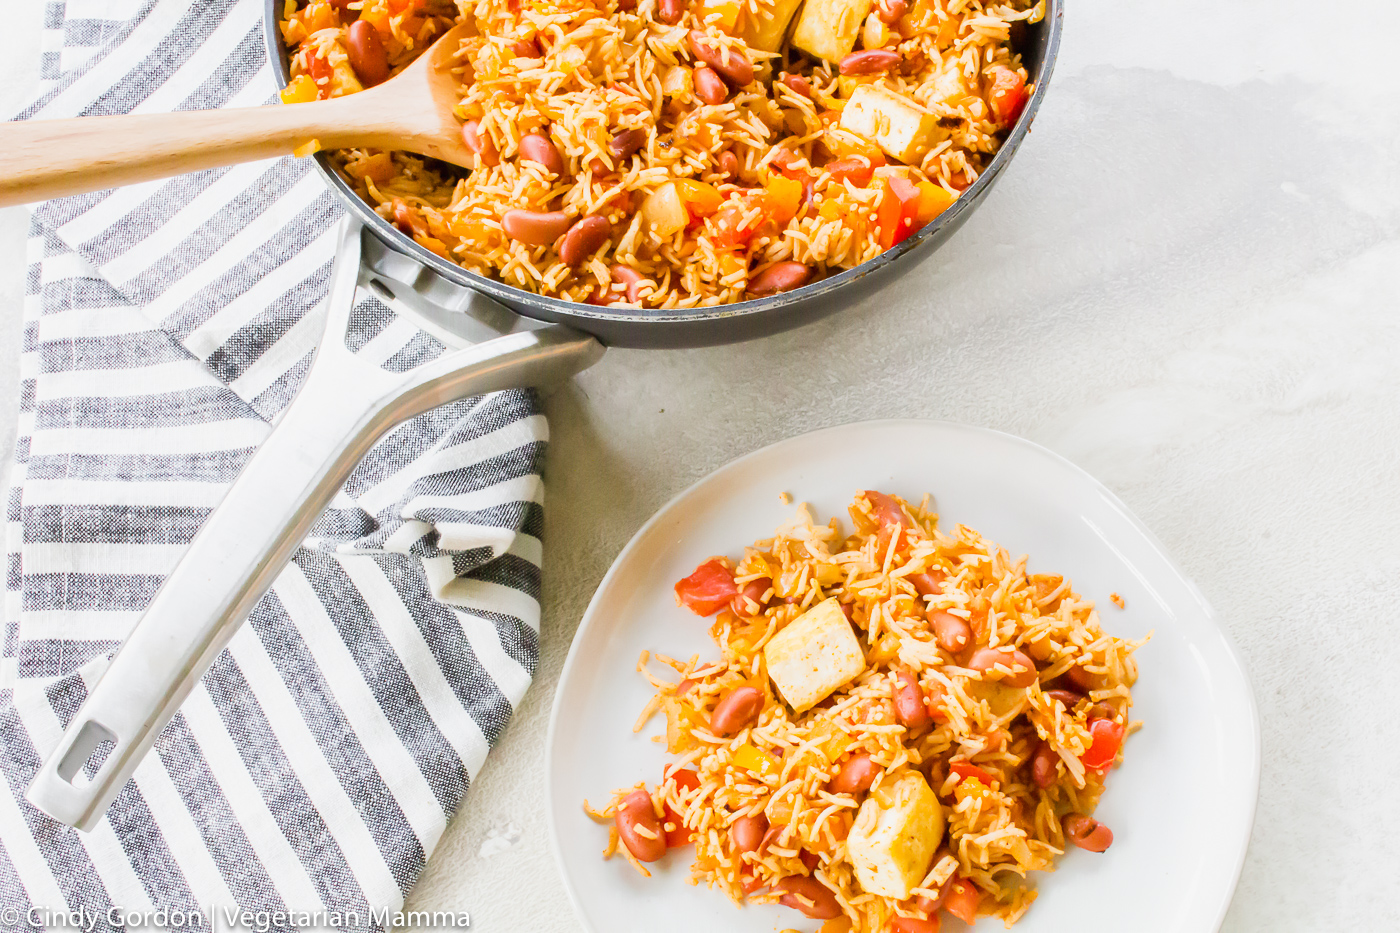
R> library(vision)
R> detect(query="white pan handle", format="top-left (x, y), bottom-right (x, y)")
top-left (25, 220), bottom-right (604, 830)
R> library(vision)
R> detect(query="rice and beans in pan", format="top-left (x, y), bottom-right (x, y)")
top-left (279, 0), bottom-right (1042, 307)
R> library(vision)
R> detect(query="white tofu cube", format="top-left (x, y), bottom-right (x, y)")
top-left (764, 597), bottom-right (866, 712)
top-left (742, 0), bottom-right (804, 53)
top-left (840, 85), bottom-right (942, 165)
top-left (847, 769), bottom-right (945, 899)
top-left (790, 0), bottom-right (873, 63)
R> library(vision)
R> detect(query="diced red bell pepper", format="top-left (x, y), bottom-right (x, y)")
top-left (876, 176), bottom-right (922, 250)
top-left (1081, 718), bottom-right (1125, 771)
top-left (949, 760), bottom-right (997, 786)
top-left (943, 877), bottom-right (981, 924)
top-left (662, 767), bottom-right (701, 846)
top-left (987, 65), bottom-right (1028, 125)
top-left (709, 193), bottom-right (768, 248)
top-left (674, 558), bottom-right (739, 615)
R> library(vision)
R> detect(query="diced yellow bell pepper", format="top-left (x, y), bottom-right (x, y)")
top-left (676, 179), bottom-right (724, 217)
top-left (954, 776), bottom-right (993, 804)
top-left (733, 743), bottom-right (779, 777)
top-left (765, 175), bottom-right (804, 223)
top-left (819, 200), bottom-right (845, 222)
top-left (915, 181), bottom-right (955, 222)
top-left (280, 74), bottom-right (319, 105)
top-left (698, 0), bottom-right (742, 31)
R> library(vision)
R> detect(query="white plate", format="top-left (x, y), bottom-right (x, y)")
top-left (546, 420), bottom-right (1259, 933)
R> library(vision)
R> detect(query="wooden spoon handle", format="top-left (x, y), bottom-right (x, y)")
top-left (0, 97), bottom-right (372, 208)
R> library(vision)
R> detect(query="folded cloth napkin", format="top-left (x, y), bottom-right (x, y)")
top-left (0, 1), bottom-right (547, 929)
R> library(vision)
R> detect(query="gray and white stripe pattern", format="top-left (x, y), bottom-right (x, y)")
top-left (1, 1), bottom-right (547, 928)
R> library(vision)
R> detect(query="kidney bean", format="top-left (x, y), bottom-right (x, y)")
top-left (876, 0), bottom-right (908, 23)
top-left (731, 813), bottom-right (768, 853)
top-left (1065, 661), bottom-right (1097, 692)
top-left (689, 31), bottom-right (753, 86)
top-left (511, 37), bottom-right (542, 58)
top-left (501, 209), bottom-right (572, 246)
top-left (775, 876), bottom-right (842, 920)
top-left (609, 127), bottom-right (648, 161)
top-left (731, 576), bottom-right (772, 615)
top-left (908, 570), bottom-right (945, 596)
top-left (780, 73), bottom-right (814, 99)
top-left (658, 0), bottom-right (686, 23)
top-left (710, 686), bottom-right (764, 736)
top-left (839, 49), bottom-right (902, 75)
top-left (558, 215), bottom-right (610, 265)
top-left (891, 918), bottom-right (939, 933)
top-left (717, 149), bottom-right (740, 181)
top-left (929, 610), bottom-right (971, 653)
top-left (607, 263), bottom-right (646, 302)
top-left (518, 133), bottom-right (564, 175)
top-left (748, 262), bottom-right (812, 296)
top-left (461, 120), bottom-right (499, 167)
top-left (346, 21), bottom-right (389, 87)
top-left (693, 66), bottom-right (728, 104)
top-left (967, 646), bottom-right (1038, 688)
top-left (829, 754), bottom-right (880, 795)
top-left (1064, 813), bottom-right (1113, 852)
top-left (1030, 739), bottom-right (1058, 789)
top-left (1044, 688), bottom-right (1085, 708)
top-left (615, 789), bottom-right (667, 862)
top-left (893, 671), bottom-right (931, 729)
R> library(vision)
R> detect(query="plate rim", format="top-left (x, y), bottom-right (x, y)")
top-left (544, 418), bottom-right (1261, 933)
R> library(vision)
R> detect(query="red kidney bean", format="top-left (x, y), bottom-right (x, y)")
top-left (501, 209), bottom-right (572, 246)
top-left (967, 646), bottom-right (1038, 688)
top-left (658, 0), bottom-right (686, 23)
top-left (891, 918), bottom-right (939, 933)
top-left (1045, 688), bottom-right (1085, 708)
top-left (780, 73), bottom-right (814, 99)
top-left (607, 264), bottom-right (646, 302)
top-left (731, 577), bottom-right (772, 615)
top-left (929, 610), bottom-right (972, 653)
top-left (558, 215), bottom-right (610, 265)
top-left (689, 31), bottom-right (753, 86)
top-left (774, 876), bottom-right (842, 920)
top-left (717, 149), bottom-right (740, 181)
top-left (511, 37), bottom-right (542, 58)
top-left (609, 127), bottom-right (647, 161)
top-left (800, 849), bottom-right (821, 870)
top-left (893, 671), bottom-right (931, 729)
top-left (1064, 813), bottom-right (1113, 852)
top-left (1065, 661), bottom-right (1097, 692)
top-left (615, 789), bottom-right (667, 861)
top-left (461, 120), bottom-right (499, 167)
top-left (747, 262), bottom-right (811, 296)
top-left (829, 754), bottom-right (879, 795)
top-left (693, 65), bottom-right (728, 104)
top-left (519, 133), bottom-right (564, 175)
top-left (759, 821), bottom-right (788, 854)
top-left (876, 0), bottom-right (908, 23)
top-left (731, 813), bottom-right (768, 853)
top-left (908, 570), bottom-right (945, 596)
top-left (1030, 739), bottom-right (1058, 789)
top-left (839, 49), bottom-right (902, 75)
top-left (710, 686), bottom-right (764, 736)
top-left (346, 21), bottom-right (389, 87)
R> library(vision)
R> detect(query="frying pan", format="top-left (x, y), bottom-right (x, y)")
top-left (26, 0), bottom-right (1062, 829)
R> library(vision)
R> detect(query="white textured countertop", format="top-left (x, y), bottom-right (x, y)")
top-left (4, 1), bottom-right (1399, 930)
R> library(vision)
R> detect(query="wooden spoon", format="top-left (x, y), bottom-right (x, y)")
top-left (0, 23), bottom-right (475, 209)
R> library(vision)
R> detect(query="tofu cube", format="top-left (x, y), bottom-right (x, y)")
top-left (763, 597), bottom-right (866, 711)
top-left (847, 770), bottom-right (946, 899)
top-left (742, 0), bottom-right (804, 53)
top-left (790, 0), bottom-right (873, 63)
top-left (840, 85), bottom-right (942, 165)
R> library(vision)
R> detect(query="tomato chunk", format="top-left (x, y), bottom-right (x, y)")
top-left (709, 193), bottom-right (768, 248)
top-left (943, 877), bottom-right (980, 924)
top-left (987, 65), bottom-right (1028, 124)
top-left (674, 558), bottom-right (739, 615)
top-left (1081, 718), bottom-right (1125, 771)
top-left (662, 767), bottom-right (701, 846)
top-left (824, 155), bottom-right (880, 187)
top-left (949, 760), bottom-right (997, 786)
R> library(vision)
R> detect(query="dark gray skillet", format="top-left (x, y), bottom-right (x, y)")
top-left (27, 0), bottom-right (1061, 831)
top-left (264, 0), bottom-right (1063, 348)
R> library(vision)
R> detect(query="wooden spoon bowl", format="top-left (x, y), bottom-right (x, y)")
top-left (0, 22), bottom-right (475, 208)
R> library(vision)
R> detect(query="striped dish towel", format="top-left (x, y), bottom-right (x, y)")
top-left (1, 0), bottom-right (547, 928)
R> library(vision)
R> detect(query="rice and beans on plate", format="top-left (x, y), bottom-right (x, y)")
top-left (588, 492), bottom-right (1141, 931)
top-left (279, 0), bottom-right (1041, 307)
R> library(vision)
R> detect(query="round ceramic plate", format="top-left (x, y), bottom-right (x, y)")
top-left (546, 420), bottom-right (1259, 933)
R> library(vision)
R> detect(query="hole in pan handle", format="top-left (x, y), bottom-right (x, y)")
top-left (25, 218), bottom-right (605, 830)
